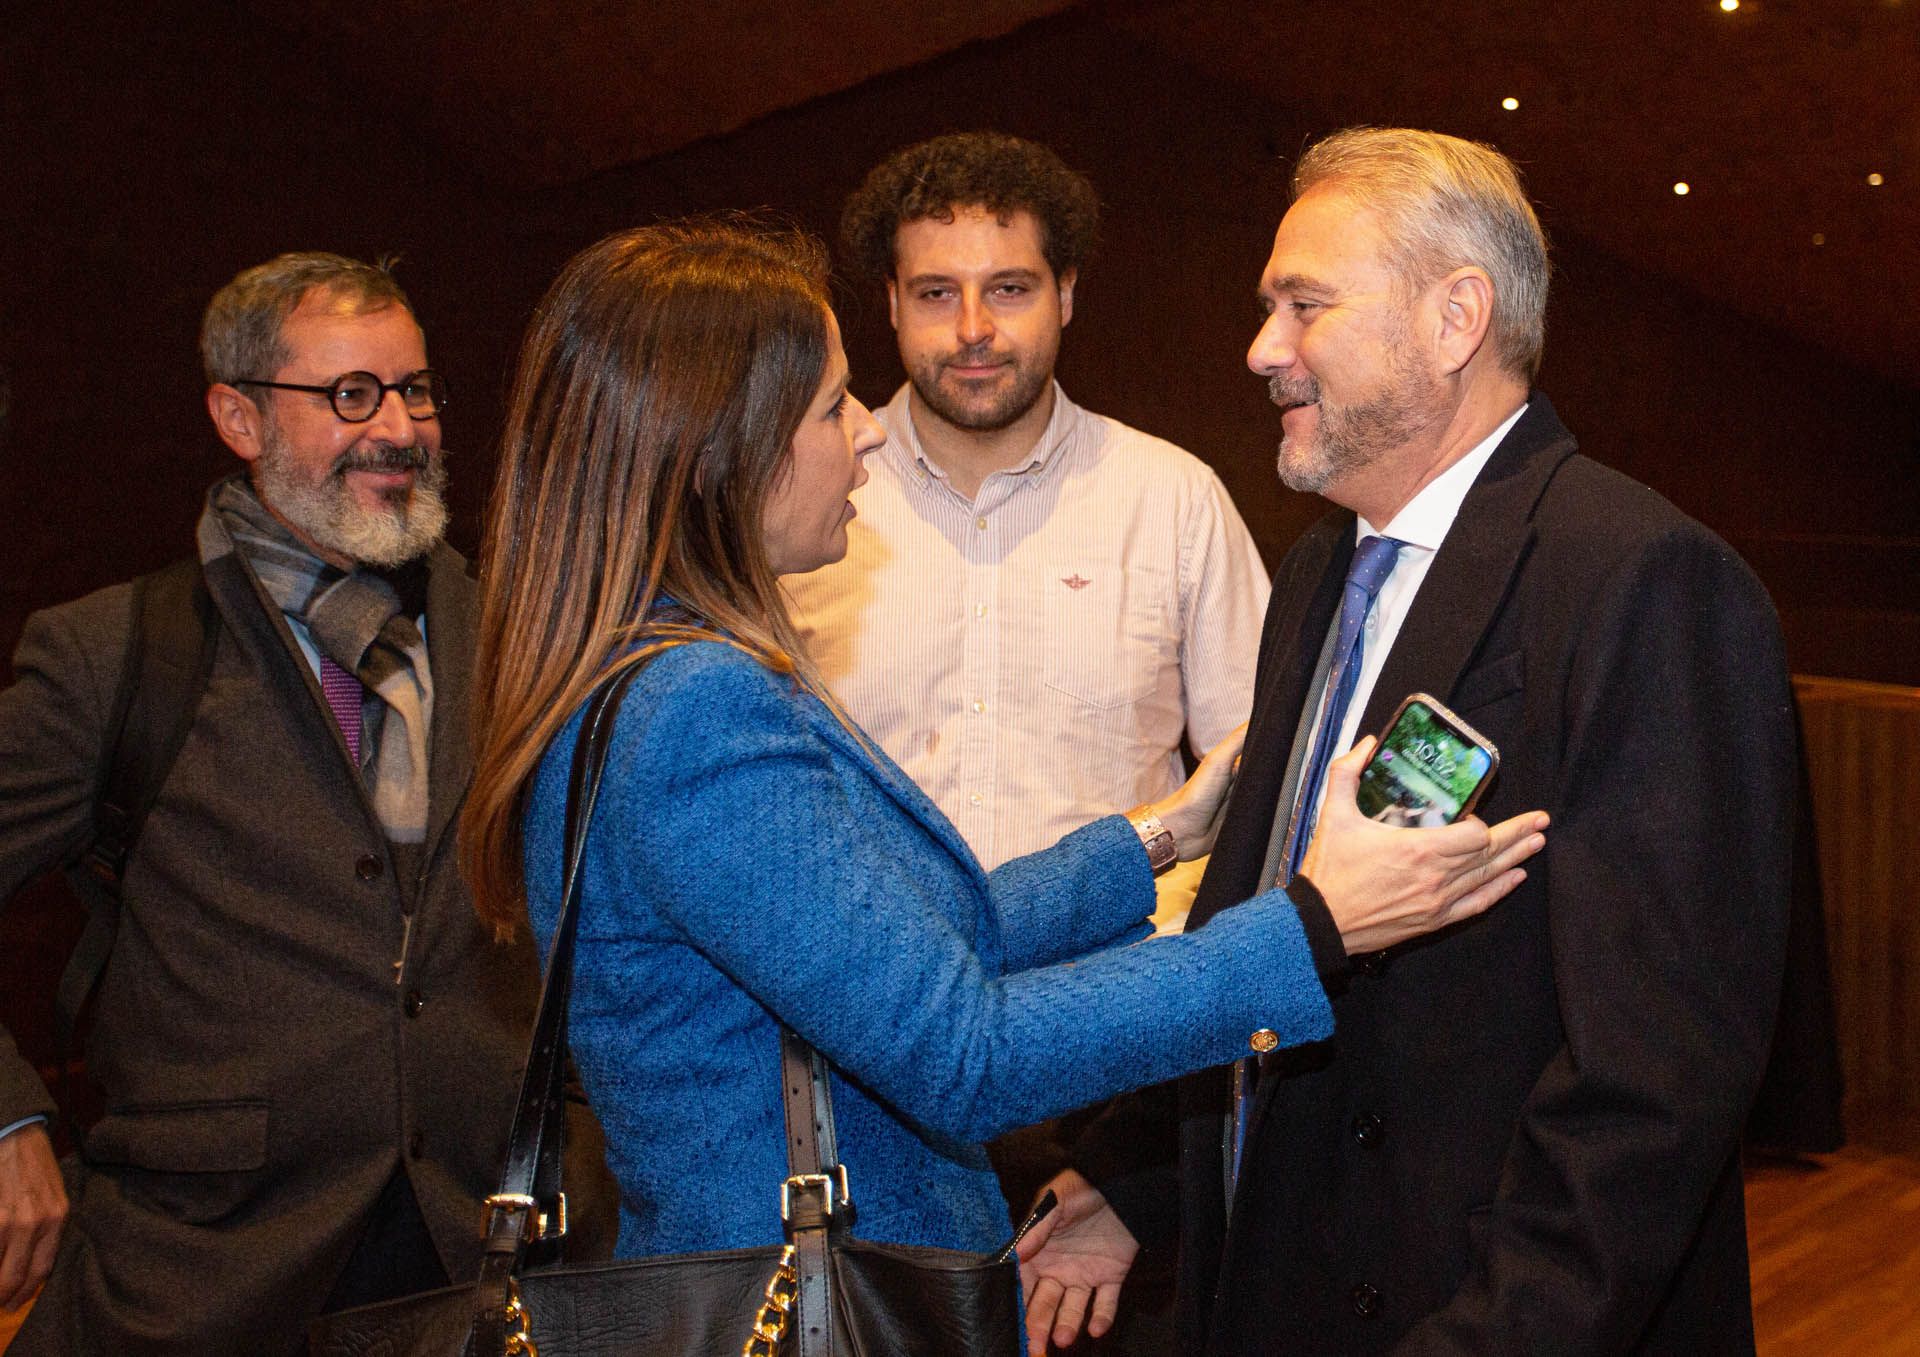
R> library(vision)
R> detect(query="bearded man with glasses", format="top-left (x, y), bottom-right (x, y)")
top-left (0, 252), bottom-right (613, 1355)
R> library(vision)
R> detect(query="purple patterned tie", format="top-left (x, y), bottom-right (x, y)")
top-left (319, 656), bottom-right (365, 765)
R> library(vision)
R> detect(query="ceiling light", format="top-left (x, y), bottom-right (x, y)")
top-left (1812, 233), bottom-right (1826, 246)
top-left (1867, 172), bottom-right (1885, 186)
top-left (1501, 96), bottom-right (1520, 111)
top-left (1720, 0), bottom-right (1739, 11)
top-left (1673, 182), bottom-right (1691, 195)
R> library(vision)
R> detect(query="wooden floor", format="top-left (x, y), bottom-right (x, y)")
top-left (3, 1147), bottom-right (1917, 1353)
top-left (1747, 1145), bottom-right (1920, 1355)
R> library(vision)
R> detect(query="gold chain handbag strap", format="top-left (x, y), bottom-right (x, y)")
top-left (741, 1244), bottom-right (800, 1356)
top-left (502, 1277), bottom-right (538, 1357)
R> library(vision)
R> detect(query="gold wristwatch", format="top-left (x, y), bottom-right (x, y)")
top-left (1126, 804), bottom-right (1178, 876)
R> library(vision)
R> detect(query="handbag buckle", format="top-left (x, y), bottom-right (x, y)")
top-left (485, 1191), bottom-right (569, 1243)
top-left (779, 1165), bottom-right (850, 1223)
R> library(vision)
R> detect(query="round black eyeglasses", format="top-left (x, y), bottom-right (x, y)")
top-left (233, 369), bottom-right (448, 423)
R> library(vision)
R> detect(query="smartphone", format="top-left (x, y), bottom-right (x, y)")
top-left (1355, 692), bottom-right (1499, 826)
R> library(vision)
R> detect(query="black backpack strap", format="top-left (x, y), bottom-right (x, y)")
top-left (55, 558), bottom-right (218, 1054)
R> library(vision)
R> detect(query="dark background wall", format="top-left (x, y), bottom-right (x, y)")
top-left (3, 6), bottom-right (1916, 1062)
top-left (3, 7), bottom-right (1916, 688)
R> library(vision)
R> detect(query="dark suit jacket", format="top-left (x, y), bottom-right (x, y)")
top-left (1168, 396), bottom-right (1795, 1355)
top-left (0, 508), bottom-right (613, 1356)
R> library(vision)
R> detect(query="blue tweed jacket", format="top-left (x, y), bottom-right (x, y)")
top-left (524, 640), bottom-right (1332, 1258)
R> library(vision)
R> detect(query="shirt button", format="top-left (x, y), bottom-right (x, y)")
top-left (1350, 1282), bottom-right (1381, 1317)
top-left (975, 516), bottom-right (988, 531)
top-left (971, 699), bottom-right (985, 714)
top-left (969, 793), bottom-right (983, 807)
top-left (404, 988), bottom-right (425, 1018)
top-left (1249, 1029), bottom-right (1279, 1054)
top-left (355, 854), bottom-right (384, 881)
top-left (1351, 1112), bottom-right (1383, 1146)
top-left (975, 603), bottom-right (987, 618)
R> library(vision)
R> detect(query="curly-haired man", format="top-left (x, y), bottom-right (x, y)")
top-left (791, 131), bottom-right (1267, 874)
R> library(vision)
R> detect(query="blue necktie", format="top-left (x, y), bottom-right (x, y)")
top-left (1282, 534), bottom-right (1406, 879)
top-left (1229, 534), bottom-right (1404, 1196)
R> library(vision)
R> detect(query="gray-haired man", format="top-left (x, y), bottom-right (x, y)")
top-left (0, 253), bottom-right (611, 1355)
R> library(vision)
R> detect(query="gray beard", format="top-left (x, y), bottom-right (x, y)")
top-left (254, 425), bottom-right (449, 568)
top-left (907, 349), bottom-right (1053, 434)
top-left (1271, 350), bottom-right (1446, 497)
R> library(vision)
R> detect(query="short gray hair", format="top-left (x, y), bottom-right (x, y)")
top-left (1293, 128), bottom-right (1549, 380)
top-left (199, 252), bottom-right (414, 387)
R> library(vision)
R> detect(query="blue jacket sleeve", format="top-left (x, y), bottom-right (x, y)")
top-left (984, 816), bottom-right (1156, 971)
top-left (596, 654), bottom-right (1333, 1145)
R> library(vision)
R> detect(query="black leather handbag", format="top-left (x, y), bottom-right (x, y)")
top-left (309, 665), bottom-right (1020, 1357)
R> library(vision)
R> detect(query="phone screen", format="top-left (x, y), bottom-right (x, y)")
top-left (1355, 696), bottom-right (1497, 827)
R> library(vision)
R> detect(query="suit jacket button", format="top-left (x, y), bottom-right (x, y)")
top-left (1350, 1282), bottom-right (1380, 1317)
top-left (405, 988), bottom-right (425, 1018)
top-left (408, 1130), bottom-right (425, 1159)
top-left (1354, 949), bottom-right (1390, 977)
top-left (355, 854), bottom-right (384, 881)
top-left (1351, 1112), bottom-right (1383, 1146)
top-left (1249, 1028), bottom-right (1280, 1054)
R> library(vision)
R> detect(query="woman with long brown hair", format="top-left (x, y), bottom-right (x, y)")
top-left (461, 218), bottom-right (1543, 1318)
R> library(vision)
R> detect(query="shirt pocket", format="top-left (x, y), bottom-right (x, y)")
top-left (1042, 563), bottom-right (1173, 709)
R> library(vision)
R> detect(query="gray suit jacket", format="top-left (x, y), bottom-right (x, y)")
top-left (0, 516), bottom-right (612, 1355)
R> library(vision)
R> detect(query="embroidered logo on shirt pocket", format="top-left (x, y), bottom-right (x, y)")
top-left (1042, 564), bottom-right (1171, 709)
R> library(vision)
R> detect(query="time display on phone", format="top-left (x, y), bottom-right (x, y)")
top-left (1355, 695), bottom-right (1499, 827)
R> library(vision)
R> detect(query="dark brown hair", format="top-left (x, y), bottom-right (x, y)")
top-left (840, 132), bottom-right (1100, 283)
top-left (462, 216), bottom-right (836, 938)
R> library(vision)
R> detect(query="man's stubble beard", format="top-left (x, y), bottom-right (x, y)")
top-left (254, 421), bottom-right (449, 568)
top-left (1271, 324), bottom-right (1448, 497)
top-left (906, 341), bottom-right (1056, 434)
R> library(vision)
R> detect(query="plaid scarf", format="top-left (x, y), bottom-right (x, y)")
top-left (205, 476), bottom-right (434, 846)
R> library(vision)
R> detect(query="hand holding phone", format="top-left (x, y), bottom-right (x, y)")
top-left (1299, 700), bottom-right (1540, 955)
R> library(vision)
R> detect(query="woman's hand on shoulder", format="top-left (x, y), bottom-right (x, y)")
top-left (1298, 737), bottom-right (1549, 954)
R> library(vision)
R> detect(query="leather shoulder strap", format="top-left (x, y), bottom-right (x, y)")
top-left (468, 664), bottom-right (642, 1354)
top-left (781, 1028), bottom-right (845, 1357)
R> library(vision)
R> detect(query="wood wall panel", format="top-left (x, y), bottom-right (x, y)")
top-left (1795, 676), bottom-right (1920, 1150)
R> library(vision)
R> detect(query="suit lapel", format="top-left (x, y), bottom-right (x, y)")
top-left (206, 532), bottom-right (478, 865)
top-left (201, 550), bottom-right (381, 806)
top-left (420, 543), bottom-right (476, 871)
top-left (1188, 516), bottom-right (1352, 932)
top-left (1357, 395), bottom-right (1578, 735)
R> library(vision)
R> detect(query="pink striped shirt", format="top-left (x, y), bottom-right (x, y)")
top-left (784, 383), bottom-right (1269, 868)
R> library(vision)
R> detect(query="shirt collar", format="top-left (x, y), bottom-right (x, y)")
top-left (883, 379), bottom-right (1082, 486)
top-left (1360, 402), bottom-right (1528, 552)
